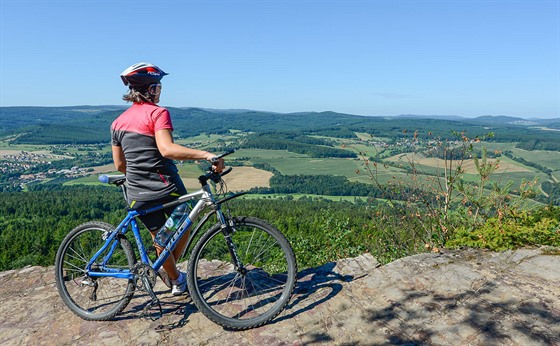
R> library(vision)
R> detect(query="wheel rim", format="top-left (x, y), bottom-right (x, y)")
top-left (58, 228), bottom-right (134, 317)
top-left (192, 222), bottom-right (294, 322)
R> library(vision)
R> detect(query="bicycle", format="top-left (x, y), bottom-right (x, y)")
top-left (54, 150), bottom-right (297, 330)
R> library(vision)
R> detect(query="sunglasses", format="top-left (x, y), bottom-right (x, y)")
top-left (148, 84), bottom-right (162, 95)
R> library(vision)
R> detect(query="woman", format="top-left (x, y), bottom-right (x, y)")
top-left (111, 62), bottom-right (224, 295)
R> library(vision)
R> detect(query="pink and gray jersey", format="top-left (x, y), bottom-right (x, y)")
top-left (111, 103), bottom-right (185, 202)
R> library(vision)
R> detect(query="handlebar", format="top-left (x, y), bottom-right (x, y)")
top-left (201, 149), bottom-right (236, 185)
top-left (211, 148), bottom-right (236, 163)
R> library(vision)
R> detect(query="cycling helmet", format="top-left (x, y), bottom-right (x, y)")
top-left (120, 62), bottom-right (168, 90)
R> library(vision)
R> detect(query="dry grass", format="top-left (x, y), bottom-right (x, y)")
top-left (90, 163), bottom-right (117, 174)
top-left (0, 150), bottom-right (22, 156)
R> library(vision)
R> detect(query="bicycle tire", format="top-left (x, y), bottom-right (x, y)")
top-left (55, 221), bottom-right (136, 321)
top-left (187, 216), bottom-right (297, 330)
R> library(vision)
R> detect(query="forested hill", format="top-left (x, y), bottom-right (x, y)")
top-left (0, 106), bottom-right (558, 145)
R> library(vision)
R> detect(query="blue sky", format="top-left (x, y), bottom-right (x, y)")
top-left (1, 0), bottom-right (558, 119)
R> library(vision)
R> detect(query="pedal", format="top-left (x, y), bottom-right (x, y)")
top-left (143, 299), bottom-right (163, 321)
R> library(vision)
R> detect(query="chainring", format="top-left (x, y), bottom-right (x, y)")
top-left (132, 263), bottom-right (157, 291)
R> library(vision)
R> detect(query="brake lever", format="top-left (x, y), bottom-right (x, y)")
top-left (208, 167), bottom-right (232, 183)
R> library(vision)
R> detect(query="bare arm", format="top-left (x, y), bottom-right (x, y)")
top-left (112, 145), bottom-right (127, 173)
top-left (155, 129), bottom-right (224, 171)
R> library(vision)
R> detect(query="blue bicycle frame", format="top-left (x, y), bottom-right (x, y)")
top-left (85, 186), bottom-right (223, 280)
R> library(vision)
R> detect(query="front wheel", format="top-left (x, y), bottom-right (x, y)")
top-left (187, 217), bottom-right (297, 330)
top-left (54, 221), bottom-right (136, 321)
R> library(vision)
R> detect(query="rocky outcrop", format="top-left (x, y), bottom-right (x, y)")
top-left (1, 247), bottom-right (559, 345)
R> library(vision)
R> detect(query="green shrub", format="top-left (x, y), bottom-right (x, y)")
top-left (446, 211), bottom-right (560, 251)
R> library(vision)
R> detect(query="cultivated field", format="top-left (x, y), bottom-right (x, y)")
top-left (4, 133), bottom-right (558, 202)
top-left (386, 153), bottom-right (531, 174)
top-left (90, 163), bottom-right (117, 174)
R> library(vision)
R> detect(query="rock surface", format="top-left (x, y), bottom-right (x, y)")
top-left (1, 247), bottom-right (559, 345)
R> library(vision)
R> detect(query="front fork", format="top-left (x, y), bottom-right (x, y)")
top-left (218, 213), bottom-right (246, 274)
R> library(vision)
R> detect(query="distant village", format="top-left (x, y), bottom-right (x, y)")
top-left (18, 166), bottom-right (89, 185)
top-left (1, 147), bottom-right (96, 189)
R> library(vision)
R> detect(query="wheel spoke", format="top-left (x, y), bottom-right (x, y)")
top-left (189, 217), bottom-right (296, 329)
top-left (55, 222), bottom-right (136, 321)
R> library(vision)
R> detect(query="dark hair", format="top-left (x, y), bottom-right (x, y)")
top-left (122, 88), bottom-right (155, 103)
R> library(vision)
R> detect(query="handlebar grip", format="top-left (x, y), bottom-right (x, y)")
top-left (220, 167), bottom-right (233, 177)
top-left (211, 149), bottom-right (236, 163)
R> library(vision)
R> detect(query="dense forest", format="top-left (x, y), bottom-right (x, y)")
top-left (0, 186), bottom-right (125, 270)
top-left (0, 185), bottom-right (376, 271)
top-left (2, 106), bottom-right (559, 148)
top-left (252, 174), bottom-right (381, 197)
top-left (1, 184), bottom-right (558, 272)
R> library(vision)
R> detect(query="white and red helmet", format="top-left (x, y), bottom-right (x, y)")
top-left (120, 62), bottom-right (168, 90)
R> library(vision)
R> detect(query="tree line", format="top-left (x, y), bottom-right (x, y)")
top-left (239, 133), bottom-right (357, 158)
top-left (4, 106), bottom-right (559, 147)
top-left (250, 174), bottom-right (378, 197)
top-left (515, 139), bottom-right (560, 151)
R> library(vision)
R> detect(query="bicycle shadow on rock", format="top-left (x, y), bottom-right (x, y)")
top-left (153, 296), bottom-right (199, 332)
top-left (361, 281), bottom-right (560, 345)
top-left (113, 261), bottom-right (355, 330)
top-left (271, 261), bottom-right (355, 325)
top-left (155, 261), bottom-right (355, 332)
top-left (111, 288), bottom-right (197, 324)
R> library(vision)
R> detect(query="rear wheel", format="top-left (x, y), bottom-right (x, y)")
top-left (54, 221), bottom-right (136, 321)
top-left (187, 217), bottom-right (297, 330)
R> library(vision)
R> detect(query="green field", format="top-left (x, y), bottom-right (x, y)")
top-left (231, 148), bottom-right (308, 159)
top-left (176, 162), bottom-right (205, 177)
top-left (341, 142), bottom-right (386, 158)
top-left (509, 148), bottom-right (560, 171)
top-left (5, 126), bottom-right (558, 206)
top-left (175, 133), bottom-right (224, 145)
top-left (175, 132), bottom-right (241, 149)
top-left (255, 157), bottom-right (361, 176)
top-left (60, 140), bottom-right (554, 199)
top-left (0, 142), bottom-right (51, 151)
top-left (240, 193), bottom-right (373, 203)
top-left (474, 142), bottom-right (560, 172)
top-left (475, 142), bottom-right (518, 153)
